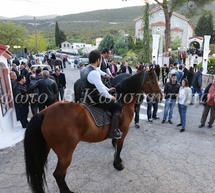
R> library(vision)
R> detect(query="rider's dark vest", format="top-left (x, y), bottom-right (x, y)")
top-left (80, 65), bottom-right (100, 103)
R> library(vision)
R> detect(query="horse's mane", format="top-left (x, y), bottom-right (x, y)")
top-left (115, 72), bottom-right (143, 94)
top-left (110, 73), bottom-right (131, 87)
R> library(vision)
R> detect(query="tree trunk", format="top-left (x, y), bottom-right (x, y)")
top-left (163, 10), bottom-right (172, 53)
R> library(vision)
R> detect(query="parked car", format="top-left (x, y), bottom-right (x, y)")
top-left (79, 57), bottom-right (89, 66)
top-left (32, 64), bottom-right (51, 71)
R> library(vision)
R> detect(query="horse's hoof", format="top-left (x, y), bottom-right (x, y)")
top-left (113, 161), bottom-right (124, 171)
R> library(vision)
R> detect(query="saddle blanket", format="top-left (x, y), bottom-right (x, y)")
top-left (82, 103), bottom-right (111, 127)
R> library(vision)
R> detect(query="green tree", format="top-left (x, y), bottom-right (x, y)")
top-left (114, 36), bottom-right (129, 55)
top-left (128, 35), bottom-right (134, 50)
top-left (195, 12), bottom-right (214, 40)
top-left (98, 34), bottom-right (115, 51)
top-left (0, 21), bottom-right (29, 48)
top-left (26, 33), bottom-right (48, 53)
top-left (142, 3), bottom-right (150, 63)
top-left (55, 22), bottom-right (67, 47)
top-left (171, 35), bottom-right (182, 50)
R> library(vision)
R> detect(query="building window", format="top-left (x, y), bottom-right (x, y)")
top-left (67, 44), bottom-right (69, 47)
top-left (156, 27), bottom-right (161, 32)
top-left (64, 44), bottom-right (66, 48)
top-left (0, 67), bottom-right (10, 116)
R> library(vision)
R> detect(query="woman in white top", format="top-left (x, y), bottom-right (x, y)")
top-left (177, 78), bottom-right (192, 132)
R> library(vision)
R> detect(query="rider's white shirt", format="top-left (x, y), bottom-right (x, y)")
top-left (96, 68), bottom-right (106, 76)
top-left (87, 70), bottom-right (112, 99)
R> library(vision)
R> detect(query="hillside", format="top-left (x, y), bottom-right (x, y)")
top-left (7, 6), bottom-right (144, 35)
top-left (1, 2), bottom-right (215, 41)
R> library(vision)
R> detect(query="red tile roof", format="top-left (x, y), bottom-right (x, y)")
top-left (171, 27), bottom-right (183, 32)
top-left (189, 36), bottom-right (204, 40)
top-left (0, 44), bottom-right (12, 59)
top-left (151, 21), bottom-right (165, 26)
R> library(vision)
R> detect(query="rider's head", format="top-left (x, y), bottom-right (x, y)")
top-left (89, 50), bottom-right (101, 67)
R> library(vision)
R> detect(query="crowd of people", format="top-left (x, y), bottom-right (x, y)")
top-left (10, 54), bottom-right (66, 128)
top-left (9, 49), bottom-right (215, 136)
top-left (134, 60), bottom-right (215, 134)
top-left (97, 49), bottom-right (214, 134)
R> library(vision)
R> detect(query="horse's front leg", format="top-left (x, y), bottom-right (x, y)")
top-left (113, 137), bottom-right (125, 171)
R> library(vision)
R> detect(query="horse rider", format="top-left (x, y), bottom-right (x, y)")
top-left (81, 50), bottom-right (122, 139)
top-left (50, 53), bottom-right (56, 66)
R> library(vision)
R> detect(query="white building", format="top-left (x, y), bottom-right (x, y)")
top-left (61, 41), bottom-right (97, 54)
top-left (134, 7), bottom-right (195, 49)
top-left (96, 38), bottom-right (103, 47)
top-left (0, 44), bottom-right (16, 135)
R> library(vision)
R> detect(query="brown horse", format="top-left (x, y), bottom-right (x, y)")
top-left (48, 59), bottom-right (63, 70)
top-left (24, 68), bottom-right (162, 193)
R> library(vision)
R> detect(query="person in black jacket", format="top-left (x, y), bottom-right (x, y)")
top-left (20, 63), bottom-right (29, 78)
top-left (53, 69), bottom-right (66, 100)
top-left (191, 67), bottom-right (203, 101)
top-left (30, 70), bottom-right (58, 111)
top-left (162, 64), bottom-right (169, 86)
top-left (162, 74), bottom-right (180, 124)
top-left (12, 57), bottom-right (20, 66)
top-left (100, 48), bottom-right (112, 76)
top-left (199, 76), bottom-right (215, 128)
top-left (182, 63), bottom-right (189, 79)
top-left (155, 64), bottom-right (160, 81)
top-left (187, 67), bottom-right (194, 87)
top-left (121, 60), bottom-right (132, 75)
top-left (11, 63), bottom-right (19, 77)
top-left (14, 75), bottom-right (29, 128)
top-left (134, 94), bottom-right (144, 128)
top-left (28, 75), bottom-right (39, 116)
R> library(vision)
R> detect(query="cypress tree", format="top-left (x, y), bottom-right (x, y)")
top-left (195, 12), bottom-right (214, 40)
top-left (55, 21), bottom-right (60, 47)
top-left (55, 22), bottom-right (67, 47)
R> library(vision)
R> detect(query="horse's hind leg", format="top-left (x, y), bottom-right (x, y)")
top-left (53, 143), bottom-right (77, 193)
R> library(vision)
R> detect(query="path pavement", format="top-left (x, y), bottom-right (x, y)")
top-left (0, 66), bottom-right (215, 193)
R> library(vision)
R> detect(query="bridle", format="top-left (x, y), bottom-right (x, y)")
top-left (141, 70), bottom-right (148, 89)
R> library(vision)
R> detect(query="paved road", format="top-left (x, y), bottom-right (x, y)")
top-left (0, 66), bottom-right (215, 193)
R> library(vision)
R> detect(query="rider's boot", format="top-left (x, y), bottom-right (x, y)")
top-left (108, 112), bottom-right (122, 139)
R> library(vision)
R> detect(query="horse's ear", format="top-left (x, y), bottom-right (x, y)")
top-left (149, 66), bottom-right (155, 72)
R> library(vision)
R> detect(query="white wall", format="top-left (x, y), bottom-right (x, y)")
top-left (135, 10), bottom-right (194, 49)
top-left (0, 56), bottom-right (16, 133)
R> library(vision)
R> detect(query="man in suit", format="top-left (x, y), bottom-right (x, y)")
top-left (121, 60), bottom-right (132, 75)
top-left (11, 63), bottom-right (19, 77)
top-left (109, 60), bottom-right (118, 77)
top-left (182, 63), bottom-right (189, 79)
top-left (53, 68), bottom-right (66, 101)
top-left (100, 48), bottom-right (112, 76)
top-left (29, 70), bottom-right (58, 111)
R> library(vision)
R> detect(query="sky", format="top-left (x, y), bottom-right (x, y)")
top-left (1, 0), bottom-right (153, 18)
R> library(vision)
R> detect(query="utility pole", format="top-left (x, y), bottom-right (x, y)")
top-left (34, 16), bottom-right (38, 53)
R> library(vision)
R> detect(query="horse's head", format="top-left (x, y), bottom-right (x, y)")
top-left (141, 68), bottom-right (163, 102)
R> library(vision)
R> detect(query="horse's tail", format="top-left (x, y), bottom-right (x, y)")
top-left (24, 113), bottom-right (48, 193)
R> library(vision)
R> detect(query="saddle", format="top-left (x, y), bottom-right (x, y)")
top-left (82, 103), bottom-right (111, 127)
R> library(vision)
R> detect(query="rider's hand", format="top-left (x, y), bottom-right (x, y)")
top-left (105, 74), bottom-right (112, 79)
top-left (111, 96), bottom-right (116, 101)
top-left (109, 87), bottom-right (116, 94)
